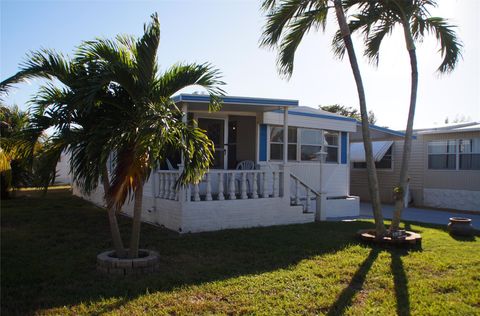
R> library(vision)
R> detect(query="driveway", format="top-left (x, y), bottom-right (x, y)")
top-left (329, 203), bottom-right (480, 229)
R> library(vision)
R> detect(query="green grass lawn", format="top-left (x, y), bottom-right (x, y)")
top-left (2, 188), bottom-right (479, 315)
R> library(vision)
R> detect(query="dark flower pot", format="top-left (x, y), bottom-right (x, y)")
top-left (448, 217), bottom-right (475, 237)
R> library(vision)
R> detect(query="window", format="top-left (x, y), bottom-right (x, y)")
top-left (269, 126), bottom-right (339, 163)
top-left (428, 140), bottom-right (456, 169)
top-left (269, 126), bottom-right (297, 161)
top-left (459, 139), bottom-right (480, 170)
top-left (300, 129), bottom-right (322, 161)
top-left (323, 130), bottom-right (339, 163)
top-left (427, 138), bottom-right (480, 170)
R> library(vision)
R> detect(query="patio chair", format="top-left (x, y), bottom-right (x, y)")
top-left (235, 160), bottom-right (255, 195)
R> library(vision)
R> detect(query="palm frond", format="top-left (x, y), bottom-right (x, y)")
top-left (415, 16), bottom-right (463, 73)
top-left (1, 49), bottom-right (74, 95)
top-left (135, 13), bottom-right (161, 92)
top-left (153, 63), bottom-right (225, 111)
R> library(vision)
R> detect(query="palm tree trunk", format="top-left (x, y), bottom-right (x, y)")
top-left (101, 163), bottom-right (126, 258)
top-left (333, 0), bottom-right (386, 236)
top-left (390, 23), bottom-right (418, 231)
top-left (128, 183), bottom-right (143, 258)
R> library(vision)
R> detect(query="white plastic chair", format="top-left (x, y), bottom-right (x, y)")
top-left (235, 160), bottom-right (255, 195)
top-left (235, 160), bottom-right (255, 170)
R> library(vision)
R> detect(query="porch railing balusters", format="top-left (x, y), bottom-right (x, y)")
top-left (241, 172), bottom-right (248, 199)
top-left (205, 173), bottom-right (212, 201)
top-left (273, 171), bottom-right (278, 197)
top-left (193, 182), bottom-right (200, 201)
top-left (229, 172), bottom-right (236, 200)
top-left (218, 172), bottom-right (225, 201)
top-left (169, 173), bottom-right (176, 200)
top-left (262, 171), bottom-right (268, 198)
top-left (158, 173), bottom-right (164, 198)
top-left (156, 170), bottom-right (285, 202)
top-left (251, 172), bottom-right (258, 199)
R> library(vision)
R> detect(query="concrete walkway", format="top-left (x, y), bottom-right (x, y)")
top-left (329, 203), bottom-right (480, 229)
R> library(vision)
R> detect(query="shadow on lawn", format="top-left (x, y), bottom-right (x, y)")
top-left (326, 220), bottom-right (421, 316)
top-left (2, 189), bottom-right (431, 315)
top-left (2, 189), bottom-right (376, 315)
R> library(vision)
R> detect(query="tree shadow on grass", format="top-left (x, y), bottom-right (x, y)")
top-left (327, 248), bottom-right (380, 316)
top-left (391, 251), bottom-right (410, 316)
top-left (1, 189), bottom-right (376, 315)
top-left (327, 242), bottom-right (418, 316)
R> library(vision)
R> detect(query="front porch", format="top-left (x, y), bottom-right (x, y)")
top-left (138, 94), bottom-right (358, 233)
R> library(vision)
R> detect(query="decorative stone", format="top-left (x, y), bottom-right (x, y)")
top-left (448, 217), bottom-right (475, 237)
top-left (96, 249), bottom-right (160, 275)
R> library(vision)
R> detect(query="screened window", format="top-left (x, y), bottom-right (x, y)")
top-left (428, 140), bottom-right (457, 170)
top-left (300, 129), bottom-right (322, 161)
top-left (269, 126), bottom-right (297, 161)
top-left (459, 138), bottom-right (480, 170)
top-left (427, 138), bottom-right (480, 170)
top-left (323, 130), bottom-right (339, 163)
top-left (269, 126), bottom-right (339, 163)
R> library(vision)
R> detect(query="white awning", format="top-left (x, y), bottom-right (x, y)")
top-left (350, 141), bottom-right (393, 162)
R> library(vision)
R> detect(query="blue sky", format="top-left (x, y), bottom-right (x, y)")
top-left (1, 0), bottom-right (479, 129)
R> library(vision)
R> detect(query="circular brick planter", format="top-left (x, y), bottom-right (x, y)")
top-left (97, 249), bottom-right (160, 275)
top-left (357, 229), bottom-right (422, 247)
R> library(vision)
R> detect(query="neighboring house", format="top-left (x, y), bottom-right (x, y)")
top-left (72, 94), bottom-right (403, 233)
top-left (350, 122), bottom-right (480, 212)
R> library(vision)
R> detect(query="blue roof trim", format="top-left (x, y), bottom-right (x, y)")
top-left (356, 122), bottom-right (417, 139)
top-left (173, 94), bottom-right (298, 107)
top-left (272, 109), bottom-right (357, 123)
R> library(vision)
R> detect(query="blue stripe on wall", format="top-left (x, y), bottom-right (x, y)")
top-left (341, 132), bottom-right (348, 164)
top-left (259, 124), bottom-right (267, 162)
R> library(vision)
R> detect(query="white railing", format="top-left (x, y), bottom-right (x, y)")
top-left (156, 169), bottom-right (284, 202)
top-left (290, 173), bottom-right (320, 214)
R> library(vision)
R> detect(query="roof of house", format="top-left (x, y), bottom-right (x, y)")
top-left (172, 93), bottom-right (298, 107)
top-left (173, 93), bottom-right (406, 138)
top-left (414, 121), bottom-right (480, 135)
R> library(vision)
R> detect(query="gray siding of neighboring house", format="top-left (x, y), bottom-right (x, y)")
top-left (350, 139), bottom-right (424, 205)
top-left (350, 130), bottom-right (480, 211)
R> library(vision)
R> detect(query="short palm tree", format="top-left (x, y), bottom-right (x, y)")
top-left (261, 0), bottom-right (386, 235)
top-left (1, 51), bottom-right (132, 256)
top-left (335, 0), bottom-right (462, 231)
top-left (1, 13), bottom-right (225, 258)
top-left (73, 13), bottom-right (225, 258)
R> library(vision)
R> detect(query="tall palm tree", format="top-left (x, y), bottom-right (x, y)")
top-left (335, 0), bottom-right (462, 231)
top-left (261, 0), bottom-right (386, 236)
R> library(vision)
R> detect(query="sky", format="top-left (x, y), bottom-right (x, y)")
top-left (1, 0), bottom-right (479, 130)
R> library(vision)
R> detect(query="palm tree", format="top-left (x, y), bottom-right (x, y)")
top-left (336, 0), bottom-right (462, 231)
top-left (0, 104), bottom-right (43, 198)
top-left (71, 13), bottom-right (225, 258)
top-left (1, 13), bottom-right (225, 258)
top-left (261, 0), bottom-right (386, 236)
top-left (1, 52), bottom-right (130, 256)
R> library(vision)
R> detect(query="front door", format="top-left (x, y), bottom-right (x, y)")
top-left (198, 118), bottom-right (226, 169)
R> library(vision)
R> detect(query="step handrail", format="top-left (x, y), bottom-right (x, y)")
top-left (290, 173), bottom-right (320, 197)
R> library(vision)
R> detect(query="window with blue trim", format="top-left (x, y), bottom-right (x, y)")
top-left (269, 126), bottom-right (339, 163)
